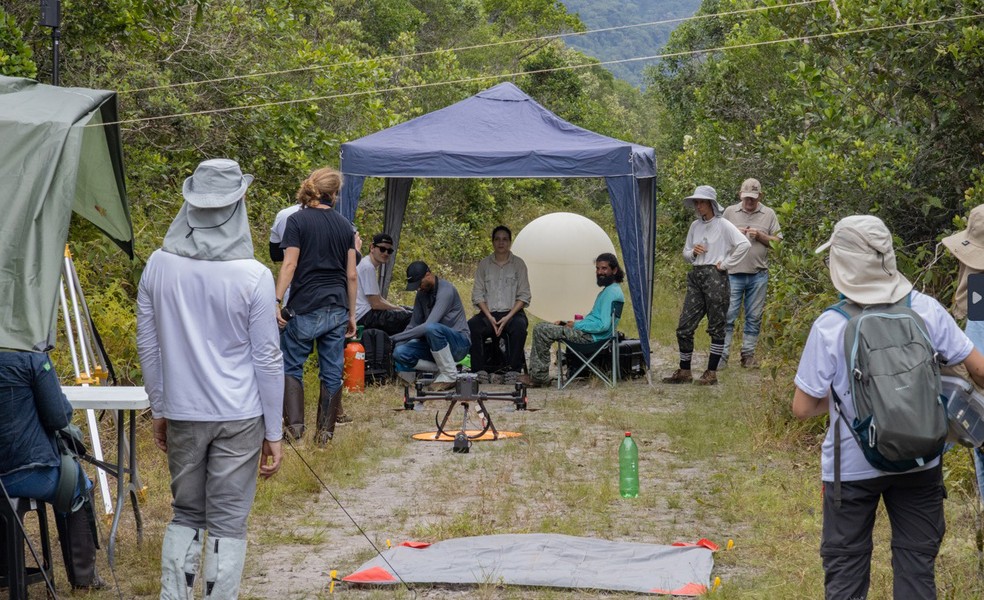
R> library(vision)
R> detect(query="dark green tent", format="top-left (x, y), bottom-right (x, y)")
top-left (0, 75), bottom-right (132, 352)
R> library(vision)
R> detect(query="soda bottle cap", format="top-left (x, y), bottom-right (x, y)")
top-left (624, 431), bottom-right (631, 437)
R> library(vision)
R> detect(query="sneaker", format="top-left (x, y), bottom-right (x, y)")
top-left (717, 359), bottom-right (729, 371)
top-left (475, 370), bottom-right (491, 384)
top-left (694, 370), bottom-right (718, 385)
top-left (503, 371), bottom-right (521, 384)
top-left (661, 369), bottom-right (693, 384)
top-left (427, 379), bottom-right (457, 392)
top-left (490, 372), bottom-right (505, 384)
top-left (741, 354), bottom-right (760, 369)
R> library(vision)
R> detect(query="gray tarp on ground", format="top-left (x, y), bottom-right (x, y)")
top-left (0, 75), bottom-right (132, 352)
top-left (344, 533), bottom-right (715, 596)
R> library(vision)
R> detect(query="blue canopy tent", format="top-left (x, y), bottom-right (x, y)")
top-left (339, 82), bottom-right (656, 366)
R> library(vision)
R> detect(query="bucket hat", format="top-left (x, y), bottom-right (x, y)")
top-left (942, 204), bottom-right (984, 270)
top-left (683, 185), bottom-right (724, 216)
top-left (182, 158), bottom-right (254, 209)
top-left (815, 215), bottom-right (912, 305)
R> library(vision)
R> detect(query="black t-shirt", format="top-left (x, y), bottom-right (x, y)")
top-left (281, 207), bottom-right (354, 315)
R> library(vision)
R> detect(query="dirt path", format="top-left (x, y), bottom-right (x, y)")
top-left (241, 346), bottom-right (745, 599)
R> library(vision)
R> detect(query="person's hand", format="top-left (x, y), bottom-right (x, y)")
top-left (494, 314), bottom-right (512, 337)
top-left (259, 439), bottom-right (283, 478)
top-left (747, 228), bottom-right (759, 241)
top-left (152, 418), bottom-right (168, 453)
top-left (693, 244), bottom-right (706, 256)
top-left (354, 232), bottom-right (363, 253)
top-left (345, 317), bottom-right (357, 338)
top-left (715, 261), bottom-right (725, 271)
top-left (486, 313), bottom-right (498, 329)
top-left (276, 311), bottom-right (287, 329)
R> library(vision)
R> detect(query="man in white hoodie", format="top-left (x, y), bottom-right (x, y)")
top-left (137, 158), bottom-right (283, 599)
top-left (662, 185), bottom-right (750, 386)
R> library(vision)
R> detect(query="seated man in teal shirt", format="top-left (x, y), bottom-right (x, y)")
top-left (521, 253), bottom-right (625, 388)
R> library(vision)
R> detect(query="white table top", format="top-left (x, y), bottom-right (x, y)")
top-left (62, 386), bottom-right (150, 411)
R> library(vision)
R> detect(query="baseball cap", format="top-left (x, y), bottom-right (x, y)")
top-left (373, 233), bottom-right (394, 246)
top-left (405, 261), bottom-right (430, 291)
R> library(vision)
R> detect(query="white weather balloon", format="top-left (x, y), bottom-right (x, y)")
top-left (512, 213), bottom-right (616, 323)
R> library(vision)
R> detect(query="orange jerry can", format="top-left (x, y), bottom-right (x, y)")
top-left (344, 337), bottom-right (365, 393)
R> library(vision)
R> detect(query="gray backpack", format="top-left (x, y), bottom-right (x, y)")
top-left (827, 294), bottom-right (946, 478)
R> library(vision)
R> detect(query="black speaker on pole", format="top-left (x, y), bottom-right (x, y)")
top-left (40, 0), bottom-right (60, 28)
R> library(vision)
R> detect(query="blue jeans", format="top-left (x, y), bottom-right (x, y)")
top-left (281, 305), bottom-right (348, 393)
top-left (723, 270), bottom-right (769, 361)
top-left (1, 464), bottom-right (91, 513)
top-left (393, 323), bottom-right (470, 372)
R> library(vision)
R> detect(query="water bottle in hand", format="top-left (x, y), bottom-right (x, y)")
top-left (619, 432), bottom-right (639, 498)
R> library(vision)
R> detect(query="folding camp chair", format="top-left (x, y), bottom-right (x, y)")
top-left (557, 301), bottom-right (624, 389)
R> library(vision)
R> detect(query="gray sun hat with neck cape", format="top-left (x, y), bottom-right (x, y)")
top-left (162, 159), bottom-right (255, 261)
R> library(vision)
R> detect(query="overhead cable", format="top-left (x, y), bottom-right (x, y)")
top-left (94, 12), bottom-right (984, 128)
top-left (120, 0), bottom-right (824, 94)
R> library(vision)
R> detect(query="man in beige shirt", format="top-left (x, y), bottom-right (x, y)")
top-left (468, 225), bottom-right (532, 382)
top-left (721, 178), bottom-right (782, 369)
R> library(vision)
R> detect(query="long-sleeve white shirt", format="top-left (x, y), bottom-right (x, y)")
top-left (136, 250), bottom-right (284, 441)
top-left (682, 216), bottom-right (751, 272)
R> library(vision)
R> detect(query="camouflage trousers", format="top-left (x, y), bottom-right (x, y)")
top-left (676, 265), bottom-right (730, 353)
top-left (529, 322), bottom-right (594, 384)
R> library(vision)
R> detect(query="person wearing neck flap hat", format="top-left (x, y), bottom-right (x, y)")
top-left (941, 205), bottom-right (984, 516)
top-left (137, 158), bottom-right (284, 599)
top-left (662, 185), bottom-right (750, 386)
top-left (793, 214), bottom-right (984, 600)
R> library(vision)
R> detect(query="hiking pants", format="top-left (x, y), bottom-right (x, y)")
top-left (167, 417), bottom-right (264, 539)
top-left (675, 265), bottom-right (730, 353)
top-left (821, 464), bottom-right (945, 600)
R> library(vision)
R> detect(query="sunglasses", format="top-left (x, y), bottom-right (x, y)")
top-left (375, 245), bottom-right (394, 255)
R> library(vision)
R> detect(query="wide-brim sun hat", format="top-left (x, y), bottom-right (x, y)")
top-left (683, 185), bottom-right (724, 216)
top-left (942, 204), bottom-right (984, 270)
top-left (815, 215), bottom-right (912, 305)
top-left (182, 158), bottom-right (254, 209)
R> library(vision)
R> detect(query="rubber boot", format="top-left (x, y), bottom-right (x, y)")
top-left (54, 490), bottom-right (105, 589)
top-left (428, 345), bottom-right (459, 391)
top-left (203, 537), bottom-right (247, 600)
top-left (283, 376), bottom-right (305, 441)
top-left (160, 523), bottom-right (204, 600)
top-left (314, 384), bottom-right (342, 445)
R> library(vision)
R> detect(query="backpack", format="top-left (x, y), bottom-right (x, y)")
top-left (826, 294), bottom-right (946, 481)
top-left (362, 328), bottom-right (393, 385)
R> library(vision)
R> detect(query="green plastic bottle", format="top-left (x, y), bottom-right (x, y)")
top-left (619, 432), bottom-right (639, 498)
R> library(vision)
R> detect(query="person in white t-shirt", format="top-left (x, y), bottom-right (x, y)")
top-left (793, 215), bottom-right (984, 600)
top-left (662, 185), bottom-right (750, 386)
top-left (355, 233), bottom-right (411, 335)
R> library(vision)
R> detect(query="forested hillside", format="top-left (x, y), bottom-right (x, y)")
top-left (3, 0), bottom-right (984, 385)
top-left (645, 0), bottom-right (984, 365)
top-left (0, 0), bottom-right (653, 381)
top-left (561, 0), bottom-right (701, 87)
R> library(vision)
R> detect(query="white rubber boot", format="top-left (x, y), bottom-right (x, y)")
top-left (413, 359), bottom-right (438, 373)
top-left (160, 523), bottom-right (204, 600)
top-left (429, 345), bottom-right (459, 391)
top-left (203, 537), bottom-right (248, 600)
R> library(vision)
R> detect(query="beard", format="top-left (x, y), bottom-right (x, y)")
top-left (596, 274), bottom-right (616, 287)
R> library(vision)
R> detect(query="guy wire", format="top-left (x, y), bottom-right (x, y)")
top-left (284, 437), bottom-right (417, 598)
top-left (120, 0), bottom-right (824, 94)
top-left (91, 12), bottom-right (984, 128)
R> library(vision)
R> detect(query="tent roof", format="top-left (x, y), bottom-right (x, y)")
top-left (0, 75), bottom-right (132, 351)
top-left (341, 82), bottom-right (655, 179)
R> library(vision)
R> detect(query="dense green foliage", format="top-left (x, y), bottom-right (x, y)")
top-left (1, 0), bottom-right (653, 382)
top-left (561, 0), bottom-right (701, 87)
top-left (647, 0), bottom-right (984, 366)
